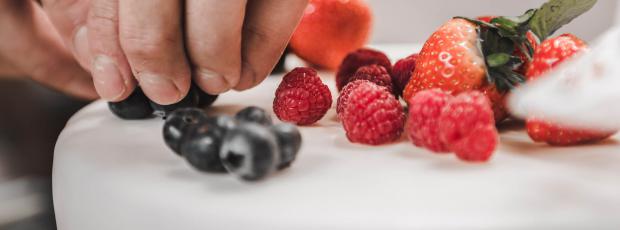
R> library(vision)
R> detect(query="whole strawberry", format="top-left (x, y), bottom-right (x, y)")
top-left (525, 34), bottom-right (586, 80)
top-left (402, 0), bottom-right (596, 123)
top-left (401, 18), bottom-right (517, 124)
top-left (525, 34), bottom-right (617, 146)
top-left (336, 48), bottom-right (392, 91)
top-left (341, 81), bottom-right (405, 145)
top-left (273, 67), bottom-right (332, 125)
top-left (290, 0), bottom-right (373, 70)
top-left (402, 18), bottom-right (492, 102)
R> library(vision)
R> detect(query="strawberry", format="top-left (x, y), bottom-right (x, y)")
top-left (401, 18), bottom-right (518, 123)
top-left (525, 34), bottom-right (617, 146)
top-left (525, 34), bottom-right (586, 80)
top-left (402, 0), bottom-right (596, 123)
top-left (290, 0), bottom-right (372, 70)
top-left (402, 18), bottom-right (488, 100)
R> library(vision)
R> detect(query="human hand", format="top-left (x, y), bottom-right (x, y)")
top-left (0, 0), bottom-right (97, 99)
top-left (41, 0), bottom-right (308, 105)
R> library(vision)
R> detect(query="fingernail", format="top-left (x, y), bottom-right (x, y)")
top-left (234, 66), bottom-right (256, 91)
top-left (139, 73), bottom-right (181, 105)
top-left (195, 68), bottom-right (231, 94)
top-left (73, 26), bottom-right (91, 69)
top-left (92, 55), bottom-right (126, 101)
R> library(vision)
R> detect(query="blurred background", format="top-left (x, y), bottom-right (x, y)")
top-left (0, 0), bottom-right (617, 229)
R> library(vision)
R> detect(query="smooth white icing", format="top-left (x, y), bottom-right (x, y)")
top-left (54, 45), bottom-right (620, 230)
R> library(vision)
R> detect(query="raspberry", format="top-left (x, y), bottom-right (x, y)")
top-left (336, 80), bottom-right (369, 119)
top-left (406, 89), bottom-right (453, 153)
top-left (452, 125), bottom-right (498, 162)
top-left (336, 48), bottom-right (392, 91)
top-left (392, 54), bottom-right (418, 96)
top-left (438, 91), bottom-right (496, 149)
top-left (273, 67), bottom-right (332, 125)
top-left (341, 81), bottom-right (405, 145)
top-left (348, 65), bottom-right (394, 94)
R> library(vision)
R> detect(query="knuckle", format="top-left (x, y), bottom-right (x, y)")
top-left (88, 2), bottom-right (117, 27)
top-left (42, 0), bottom-right (80, 8)
top-left (120, 30), bottom-right (177, 59)
top-left (244, 24), bottom-right (276, 44)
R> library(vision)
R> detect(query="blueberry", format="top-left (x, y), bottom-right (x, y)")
top-left (180, 120), bottom-right (229, 173)
top-left (108, 88), bottom-right (153, 119)
top-left (150, 87), bottom-right (199, 118)
top-left (163, 108), bottom-right (208, 155)
top-left (271, 123), bottom-right (302, 170)
top-left (206, 115), bottom-right (237, 132)
top-left (235, 106), bottom-right (273, 126)
top-left (220, 123), bottom-right (279, 181)
top-left (197, 90), bottom-right (219, 108)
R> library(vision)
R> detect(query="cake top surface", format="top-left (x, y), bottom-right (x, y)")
top-left (53, 45), bottom-right (620, 229)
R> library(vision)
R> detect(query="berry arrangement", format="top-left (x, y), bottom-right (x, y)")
top-left (106, 0), bottom-right (615, 180)
top-left (269, 0), bottom-right (614, 163)
top-left (163, 107), bottom-right (302, 181)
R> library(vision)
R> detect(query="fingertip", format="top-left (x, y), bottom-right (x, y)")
top-left (137, 72), bottom-right (189, 105)
top-left (233, 64), bottom-right (257, 91)
top-left (194, 68), bottom-right (235, 95)
top-left (91, 55), bottom-right (131, 102)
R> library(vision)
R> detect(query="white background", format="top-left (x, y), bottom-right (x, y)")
top-left (367, 0), bottom-right (618, 43)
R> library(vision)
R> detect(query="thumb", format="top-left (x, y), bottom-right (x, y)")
top-left (0, 1), bottom-right (97, 99)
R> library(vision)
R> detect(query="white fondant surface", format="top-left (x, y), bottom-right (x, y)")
top-left (54, 45), bottom-right (620, 230)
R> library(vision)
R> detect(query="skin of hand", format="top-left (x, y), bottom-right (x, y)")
top-left (0, 0), bottom-right (97, 99)
top-left (40, 0), bottom-right (309, 105)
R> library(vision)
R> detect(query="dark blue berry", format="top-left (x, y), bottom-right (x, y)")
top-left (163, 108), bottom-right (208, 155)
top-left (220, 123), bottom-right (279, 181)
top-left (180, 120), bottom-right (229, 173)
top-left (150, 87), bottom-right (199, 118)
top-left (108, 88), bottom-right (153, 119)
top-left (206, 115), bottom-right (237, 132)
top-left (197, 90), bottom-right (219, 108)
top-left (235, 106), bottom-right (273, 126)
top-left (271, 123), bottom-right (302, 170)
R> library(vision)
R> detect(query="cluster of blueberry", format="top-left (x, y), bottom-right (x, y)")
top-left (108, 84), bottom-right (219, 120)
top-left (163, 106), bottom-right (302, 181)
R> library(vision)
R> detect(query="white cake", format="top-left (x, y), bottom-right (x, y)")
top-left (53, 46), bottom-right (620, 230)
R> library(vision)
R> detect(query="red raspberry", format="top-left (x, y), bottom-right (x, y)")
top-left (406, 89), bottom-right (453, 153)
top-left (392, 54), bottom-right (418, 96)
top-left (452, 125), bottom-right (498, 162)
top-left (341, 81), bottom-right (405, 145)
top-left (348, 65), bottom-right (394, 94)
top-left (438, 91), bottom-right (495, 148)
top-left (273, 67), bottom-right (332, 125)
top-left (336, 48), bottom-right (392, 91)
top-left (336, 80), bottom-right (369, 119)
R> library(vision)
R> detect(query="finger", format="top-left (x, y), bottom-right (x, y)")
top-left (41, 0), bottom-right (92, 70)
top-left (88, 0), bottom-right (136, 102)
top-left (185, 0), bottom-right (246, 95)
top-left (235, 0), bottom-right (308, 90)
top-left (0, 1), bottom-right (96, 99)
top-left (0, 60), bottom-right (22, 77)
top-left (119, 0), bottom-right (191, 105)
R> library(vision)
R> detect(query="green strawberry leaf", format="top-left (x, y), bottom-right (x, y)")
top-left (529, 0), bottom-right (597, 40)
top-left (487, 53), bottom-right (511, 68)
